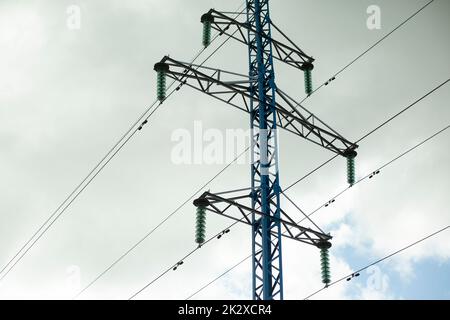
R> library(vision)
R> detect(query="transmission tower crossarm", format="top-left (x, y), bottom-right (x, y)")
top-left (201, 9), bottom-right (314, 70)
top-left (155, 56), bottom-right (358, 155)
top-left (195, 191), bottom-right (332, 246)
top-left (159, 56), bottom-right (251, 113)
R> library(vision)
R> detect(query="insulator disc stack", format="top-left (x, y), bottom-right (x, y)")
top-left (301, 62), bottom-right (314, 96)
top-left (201, 13), bottom-right (214, 48)
top-left (196, 207), bottom-right (206, 244)
top-left (153, 62), bottom-right (169, 102)
top-left (193, 198), bottom-right (209, 245)
top-left (344, 150), bottom-right (357, 186)
top-left (318, 241), bottom-right (332, 285)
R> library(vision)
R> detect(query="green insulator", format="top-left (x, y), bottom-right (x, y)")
top-left (320, 249), bottom-right (331, 284)
top-left (195, 206), bottom-right (206, 244)
top-left (154, 62), bottom-right (169, 102)
top-left (156, 71), bottom-right (166, 101)
top-left (304, 69), bottom-right (312, 95)
top-left (193, 197), bottom-right (209, 245)
top-left (347, 157), bottom-right (355, 185)
top-left (202, 22), bottom-right (212, 47)
top-left (301, 62), bottom-right (314, 96)
top-left (318, 241), bottom-right (332, 285)
top-left (344, 150), bottom-right (357, 186)
top-left (201, 13), bottom-right (214, 48)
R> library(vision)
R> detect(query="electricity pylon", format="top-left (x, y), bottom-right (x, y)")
top-left (154, 0), bottom-right (358, 300)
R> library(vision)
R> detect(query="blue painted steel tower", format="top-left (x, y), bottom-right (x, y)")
top-left (247, 0), bottom-right (283, 300)
top-left (155, 0), bottom-right (359, 301)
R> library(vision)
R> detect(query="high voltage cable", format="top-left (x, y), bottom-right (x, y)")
top-left (303, 225), bottom-right (450, 300)
top-left (129, 196), bottom-right (265, 300)
top-left (0, 3), bottom-right (246, 283)
top-left (132, 123), bottom-right (449, 300)
top-left (185, 255), bottom-right (250, 300)
top-left (186, 225), bottom-right (450, 301)
top-left (129, 201), bottom-right (265, 300)
top-left (184, 124), bottom-right (450, 299)
top-left (67, 9), bottom-right (249, 298)
top-left (74, 147), bottom-right (249, 299)
top-left (0, 33), bottom-right (218, 281)
top-left (128, 221), bottom-right (242, 300)
top-left (0, 100), bottom-right (158, 277)
top-left (88, 68), bottom-right (449, 298)
top-left (96, 12), bottom-right (450, 297)
top-left (78, 38), bottom-right (448, 299)
top-left (294, 124), bottom-right (450, 225)
top-left (299, 0), bottom-right (437, 104)
top-left (356, 81), bottom-right (449, 143)
top-left (0, 58), bottom-right (193, 283)
top-left (0, 29), bottom-right (215, 281)
top-left (0, 89), bottom-right (165, 283)
top-left (285, 78), bottom-right (449, 192)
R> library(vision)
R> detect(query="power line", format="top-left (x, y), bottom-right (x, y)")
top-left (129, 122), bottom-right (449, 299)
top-left (123, 73), bottom-right (450, 299)
top-left (0, 71), bottom-right (187, 282)
top-left (69, 6), bottom-right (249, 298)
top-left (130, 196), bottom-right (265, 300)
top-left (299, 0), bottom-right (437, 104)
top-left (128, 221), bottom-right (241, 300)
top-left (0, 94), bottom-right (168, 283)
top-left (129, 200), bottom-right (269, 300)
top-left (185, 255), bottom-right (249, 300)
top-left (272, 1), bottom-right (446, 193)
top-left (0, 24), bottom-right (221, 281)
top-left (128, 192), bottom-right (270, 300)
top-left (291, 124), bottom-right (450, 226)
top-left (303, 225), bottom-right (450, 300)
top-left (0, 33), bottom-right (220, 280)
top-left (184, 124), bottom-right (450, 299)
top-left (74, 147), bottom-right (249, 299)
top-left (356, 80), bottom-right (449, 143)
top-left (0, 101), bottom-right (158, 278)
top-left (285, 78), bottom-right (449, 193)
top-left (0, 4), bottom-right (246, 283)
top-left (115, 52), bottom-right (450, 301)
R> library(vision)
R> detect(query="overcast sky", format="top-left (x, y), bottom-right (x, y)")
top-left (0, 0), bottom-right (449, 300)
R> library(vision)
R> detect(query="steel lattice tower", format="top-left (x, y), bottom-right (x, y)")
top-left (154, 0), bottom-right (358, 300)
top-left (247, 0), bottom-right (283, 300)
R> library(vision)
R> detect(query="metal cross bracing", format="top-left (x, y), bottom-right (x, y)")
top-left (157, 56), bottom-right (357, 156)
top-left (201, 9), bottom-right (314, 70)
top-left (155, 0), bottom-right (358, 300)
top-left (196, 190), bottom-right (332, 246)
top-left (247, 0), bottom-right (285, 300)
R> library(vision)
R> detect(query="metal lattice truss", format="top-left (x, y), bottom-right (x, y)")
top-left (246, 0), bottom-right (283, 299)
top-left (159, 0), bottom-right (357, 301)
top-left (158, 56), bottom-right (358, 155)
top-left (202, 9), bottom-right (314, 70)
top-left (196, 191), bottom-right (332, 246)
